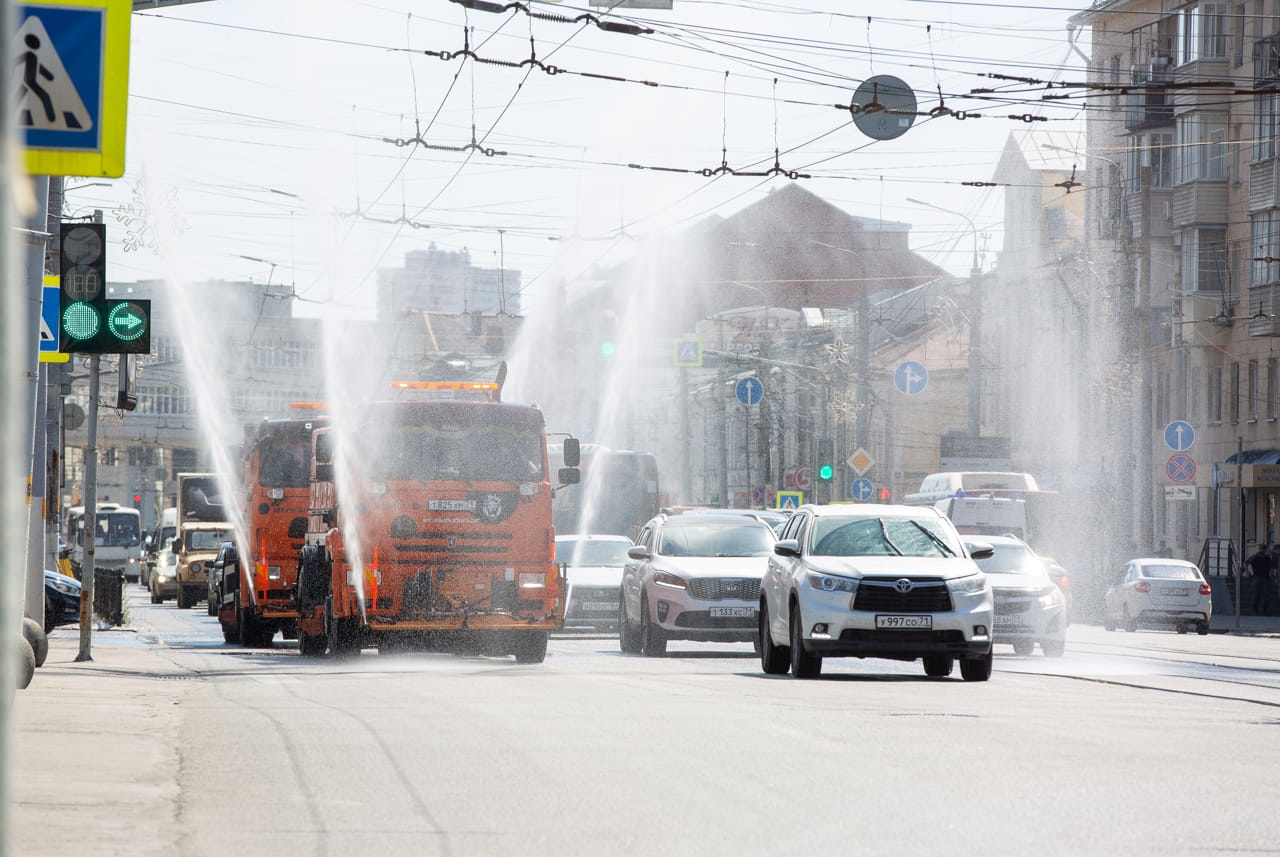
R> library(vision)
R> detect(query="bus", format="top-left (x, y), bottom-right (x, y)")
top-left (549, 445), bottom-right (659, 539)
top-left (65, 502), bottom-right (144, 582)
top-left (218, 415), bottom-right (323, 646)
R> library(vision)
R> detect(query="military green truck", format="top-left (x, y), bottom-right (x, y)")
top-left (173, 474), bottom-right (232, 609)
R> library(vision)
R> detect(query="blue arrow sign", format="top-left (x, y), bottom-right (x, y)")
top-left (735, 376), bottom-right (763, 407)
top-left (851, 478), bottom-right (874, 501)
top-left (1164, 420), bottom-right (1195, 452)
top-left (894, 361), bottom-right (928, 395)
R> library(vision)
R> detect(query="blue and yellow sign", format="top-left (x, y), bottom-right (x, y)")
top-left (15, 0), bottom-right (131, 177)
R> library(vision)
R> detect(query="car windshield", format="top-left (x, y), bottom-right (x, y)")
top-left (810, 515), bottom-right (959, 557)
top-left (1141, 564), bottom-right (1201, 581)
top-left (970, 543), bottom-right (1043, 575)
top-left (186, 529), bottom-right (233, 551)
top-left (657, 523), bottom-right (774, 557)
top-left (556, 539), bottom-right (631, 567)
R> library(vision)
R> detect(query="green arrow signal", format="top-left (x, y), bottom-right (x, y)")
top-left (107, 304), bottom-right (147, 341)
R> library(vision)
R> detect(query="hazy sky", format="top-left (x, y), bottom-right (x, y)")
top-left (61, 0), bottom-right (1089, 316)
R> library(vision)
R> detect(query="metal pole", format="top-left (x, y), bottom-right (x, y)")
top-left (1, 0), bottom-right (20, 851)
top-left (77, 355), bottom-right (100, 661)
top-left (1237, 436), bottom-right (1244, 629)
top-left (679, 368), bottom-right (691, 505)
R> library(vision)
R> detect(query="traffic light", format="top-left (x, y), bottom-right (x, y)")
top-left (817, 438), bottom-right (833, 481)
top-left (878, 488), bottom-right (892, 502)
top-left (58, 222), bottom-right (151, 354)
top-left (601, 340), bottom-right (615, 357)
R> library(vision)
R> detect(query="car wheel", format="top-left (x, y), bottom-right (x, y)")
top-left (640, 595), bottom-right (666, 658)
top-left (788, 604), bottom-right (822, 679)
top-left (43, 596), bottom-right (56, 634)
top-left (207, 593), bottom-right (217, 616)
top-left (1041, 639), bottom-right (1065, 658)
top-left (618, 597), bottom-right (641, 654)
top-left (960, 651), bottom-right (993, 682)
top-left (923, 655), bottom-right (953, 678)
top-left (1013, 639), bottom-right (1034, 657)
top-left (1176, 623), bottom-right (1188, 635)
top-left (1103, 612), bottom-right (1115, 632)
top-left (1123, 606), bottom-right (1137, 633)
top-left (759, 601), bottom-right (790, 675)
top-left (1197, 622), bottom-right (1210, 635)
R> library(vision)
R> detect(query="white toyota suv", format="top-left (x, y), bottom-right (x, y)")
top-left (760, 504), bottom-right (994, 681)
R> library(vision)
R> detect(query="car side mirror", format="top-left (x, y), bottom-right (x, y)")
top-left (966, 542), bottom-right (994, 560)
top-left (627, 545), bottom-right (650, 560)
top-left (773, 539), bottom-right (800, 558)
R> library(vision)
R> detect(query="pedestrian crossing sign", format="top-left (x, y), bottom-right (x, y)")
top-left (15, 0), bottom-right (131, 177)
top-left (776, 491), bottom-right (802, 510)
top-left (673, 337), bottom-right (702, 368)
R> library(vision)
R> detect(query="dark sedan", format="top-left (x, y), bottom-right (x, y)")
top-left (44, 569), bottom-right (82, 633)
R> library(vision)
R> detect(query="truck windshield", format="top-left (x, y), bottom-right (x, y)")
top-left (187, 530), bottom-right (233, 551)
top-left (364, 426), bottom-right (545, 482)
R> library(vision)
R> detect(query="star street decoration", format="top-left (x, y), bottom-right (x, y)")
top-left (824, 338), bottom-right (851, 365)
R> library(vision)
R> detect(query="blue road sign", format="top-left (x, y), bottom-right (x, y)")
top-left (1164, 420), bottom-right (1195, 452)
top-left (894, 361), bottom-right (928, 395)
top-left (1167, 454), bottom-right (1196, 484)
top-left (851, 478), bottom-right (874, 501)
top-left (735, 376), bottom-right (763, 407)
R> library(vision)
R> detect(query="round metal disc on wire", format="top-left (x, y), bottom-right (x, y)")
top-left (850, 75), bottom-right (917, 141)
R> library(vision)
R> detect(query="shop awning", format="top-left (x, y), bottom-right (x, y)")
top-left (1225, 449), bottom-right (1280, 465)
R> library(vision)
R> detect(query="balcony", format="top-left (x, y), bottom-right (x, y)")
top-left (1124, 65), bottom-right (1173, 130)
top-left (1255, 33), bottom-right (1280, 86)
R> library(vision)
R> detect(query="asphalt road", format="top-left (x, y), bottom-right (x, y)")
top-left (12, 586), bottom-right (1280, 857)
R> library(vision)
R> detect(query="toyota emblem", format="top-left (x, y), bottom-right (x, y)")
top-left (894, 578), bottom-right (913, 593)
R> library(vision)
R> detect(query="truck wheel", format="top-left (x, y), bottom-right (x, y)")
top-left (176, 586), bottom-right (190, 609)
top-left (326, 603), bottom-right (360, 658)
top-left (298, 631), bottom-right (326, 657)
top-left (239, 608), bottom-right (258, 647)
top-left (512, 631), bottom-right (549, 664)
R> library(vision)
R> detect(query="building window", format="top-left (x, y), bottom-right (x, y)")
top-left (1254, 91), bottom-right (1280, 161)
top-left (1128, 132), bottom-right (1175, 191)
top-left (1179, 1), bottom-right (1229, 63)
top-left (1269, 357), bottom-right (1279, 419)
top-left (1231, 360), bottom-right (1242, 422)
top-left (137, 384), bottom-right (190, 416)
top-left (1176, 114), bottom-right (1229, 181)
top-left (1181, 228), bottom-right (1228, 292)
top-left (1251, 210), bottom-right (1280, 285)
top-left (1249, 359), bottom-right (1260, 419)
top-left (1209, 365), bottom-right (1224, 422)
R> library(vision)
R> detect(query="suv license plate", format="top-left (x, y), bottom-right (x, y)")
top-left (875, 615), bottom-right (932, 630)
top-left (710, 606), bottom-right (754, 618)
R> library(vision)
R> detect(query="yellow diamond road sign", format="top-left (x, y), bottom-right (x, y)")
top-left (16, 0), bottom-right (131, 177)
top-left (847, 448), bottom-right (874, 476)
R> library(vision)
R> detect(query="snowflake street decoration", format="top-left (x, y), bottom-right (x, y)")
top-left (113, 178), bottom-right (188, 253)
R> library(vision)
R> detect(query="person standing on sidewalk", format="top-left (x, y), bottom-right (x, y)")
top-left (1247, 543), bottom-right (1274, 616)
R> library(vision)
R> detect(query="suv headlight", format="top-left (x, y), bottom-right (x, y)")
top-left (1038, 587), bottom-right (1063, 608)
top-left (653, 571), bottom-right (687, 589)
top-left (806, 571), bottom-right (857, 594)
top-left (948, 573), bottom-right (988, 595)
top-left (50, 579), bottom-right (79, 596)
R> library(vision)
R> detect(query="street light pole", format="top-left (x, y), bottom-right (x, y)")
top-left (906, 198), bottom-right (982, 438)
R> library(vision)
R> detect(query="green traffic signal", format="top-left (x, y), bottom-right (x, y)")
top-left (601, 341), bottom-right (615, 356)
top-left (818, 464), bottom-right (834, 480)
top-left (58, 223), bottom-right (152, 354)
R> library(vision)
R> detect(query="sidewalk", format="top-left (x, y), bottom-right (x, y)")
top-left (1208, 579), bottom-right (1280, 636)
top-left (9, 628), bottom-right (191, 857)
